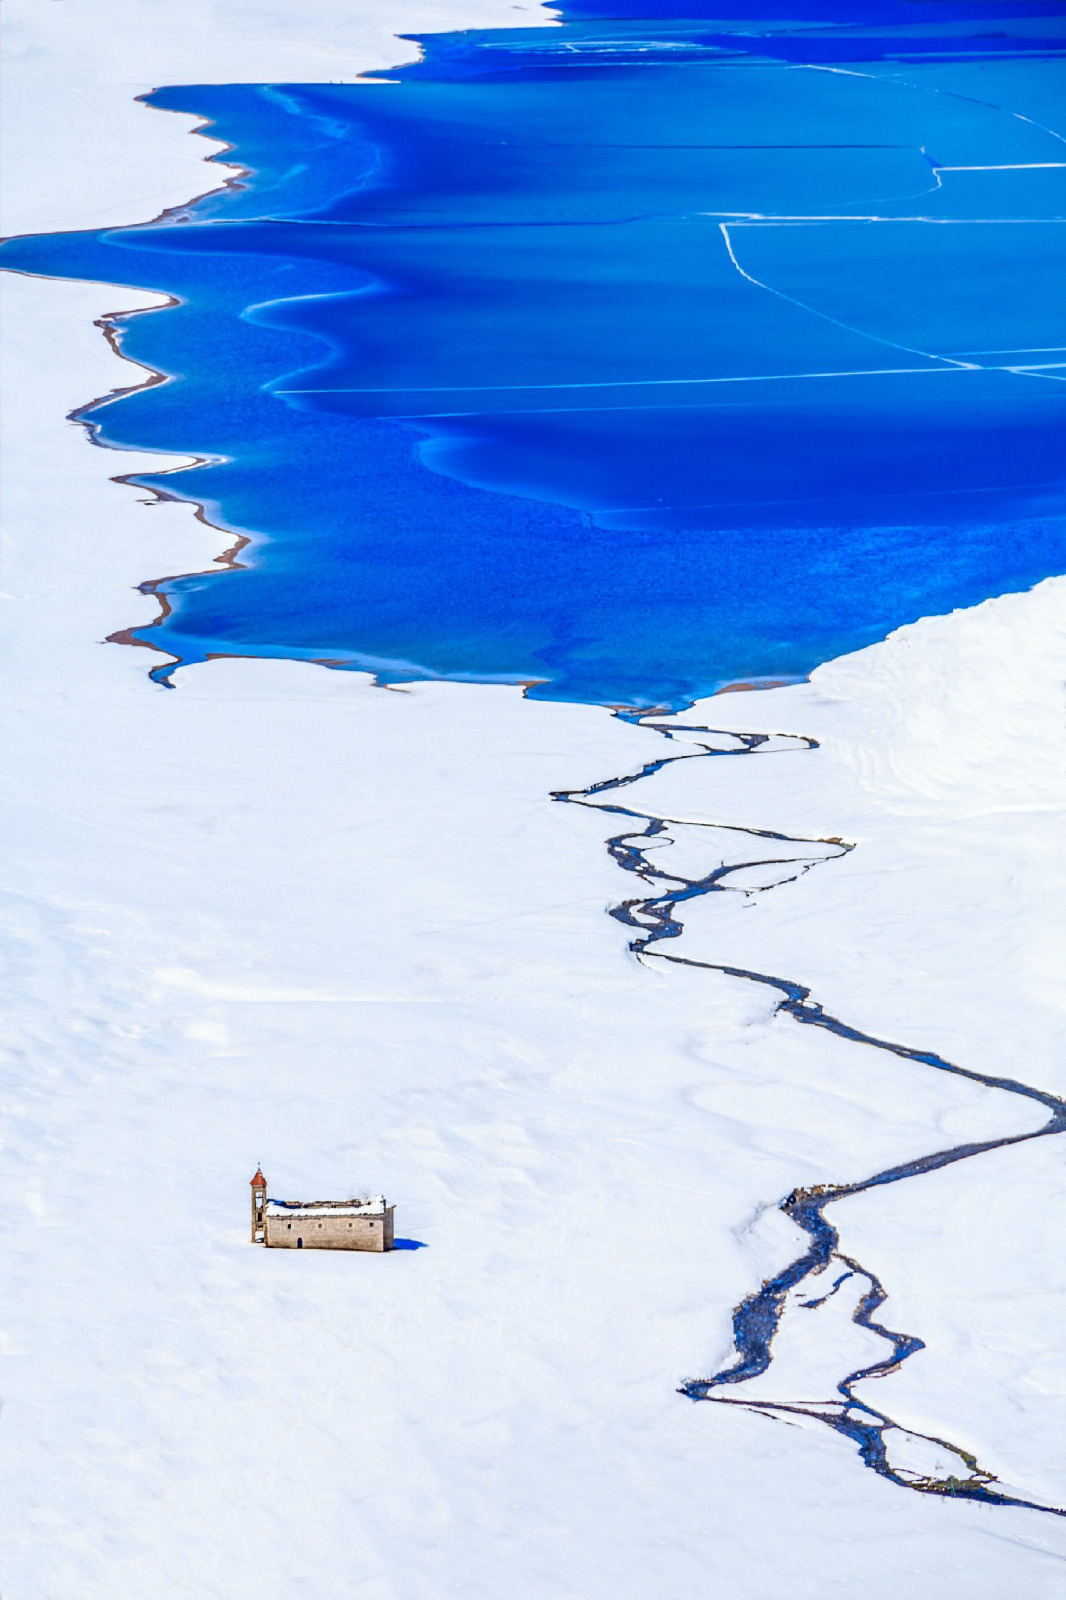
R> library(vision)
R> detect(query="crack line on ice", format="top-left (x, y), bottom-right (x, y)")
top-left (554, 716), bottom-right (1066, 1517)
top-left (718, 224), bottom-right (978, 370)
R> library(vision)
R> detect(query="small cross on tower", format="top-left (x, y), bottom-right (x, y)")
top-left (250, 1167), bottom-right (267, 1244)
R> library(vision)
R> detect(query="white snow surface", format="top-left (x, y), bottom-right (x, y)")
top-left (266, 1198), bottom-right (389, 1218)
top-left (2, 2), bottom-right (1066, 1595)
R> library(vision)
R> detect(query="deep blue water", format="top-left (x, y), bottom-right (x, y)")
top-left (3, 2), bottom-right (1065, 707)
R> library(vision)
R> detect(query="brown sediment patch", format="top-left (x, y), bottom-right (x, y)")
top-left (0, 92), bottom-right (263, 683)
top-left (602, 677), bottom-right (807, 720)
top-left (89, 353), bottom-right (255, 682)
top-left (133, 92), bottom-right (253, 226)
top-left (80, 295), bottom-right (259, 675)
top-left (0, 92), bottom-right (252, 251)
top-left (0, 267), bottom-right (239, 684)
top-left (149, 652), bottom-right (548, 700)
top-left (714, 675), bottom-right (807, 695)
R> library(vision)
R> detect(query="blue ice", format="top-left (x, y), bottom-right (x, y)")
top-left (2, 1), bottom-right (1064, 706)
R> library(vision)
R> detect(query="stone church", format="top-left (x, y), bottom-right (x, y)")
top-left (250, 1168), bottom-right (395, 1251)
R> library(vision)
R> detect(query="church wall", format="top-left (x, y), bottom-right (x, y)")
top-left (265, 1208), bottom-right (394, 1252)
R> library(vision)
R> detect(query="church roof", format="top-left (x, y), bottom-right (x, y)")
top-left (266, 1195), bottom-right (388, 1219)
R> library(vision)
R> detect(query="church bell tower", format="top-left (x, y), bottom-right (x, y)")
top-left (250, 1167), bottom-right (267, 1244)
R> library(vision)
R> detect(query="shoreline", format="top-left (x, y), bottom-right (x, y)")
top-left (3, 1), bottom-right (1066, 1593)
top-left (21, 249), bottom-right (820, 704)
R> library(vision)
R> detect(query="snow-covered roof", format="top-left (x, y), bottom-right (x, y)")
top-left (265, 1195), bottom-right (389, 1219)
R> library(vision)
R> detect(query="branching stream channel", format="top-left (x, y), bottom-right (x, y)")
top-left (554, 713), bottom-right (1065, 1518)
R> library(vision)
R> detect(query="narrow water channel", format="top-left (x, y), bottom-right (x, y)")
top-left (555, 715), bottom-right (1066, 1516)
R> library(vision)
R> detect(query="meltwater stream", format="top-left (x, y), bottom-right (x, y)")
top-left (555, 717), bottom-right (1066, 1516)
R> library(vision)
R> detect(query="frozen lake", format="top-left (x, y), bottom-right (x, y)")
top-left (3, 1), bottom-right (1064, 705)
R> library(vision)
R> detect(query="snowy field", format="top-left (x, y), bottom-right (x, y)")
top-left (2, 2), bottom-right (1066, 1595)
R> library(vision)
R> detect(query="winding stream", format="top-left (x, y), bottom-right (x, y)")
top-left (555, 714), bottom-right (1066, 1517)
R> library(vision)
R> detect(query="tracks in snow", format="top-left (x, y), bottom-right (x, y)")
top-left (553, 714), bottom-right (1066, 1517)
